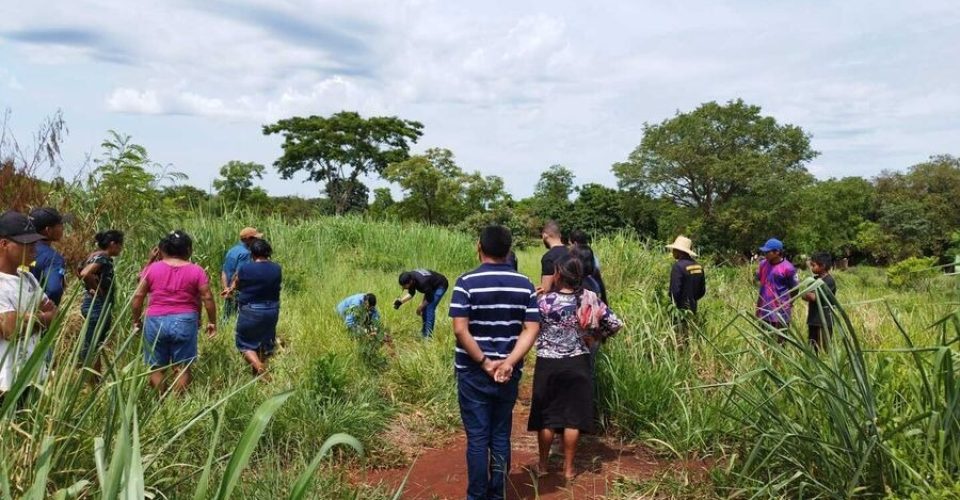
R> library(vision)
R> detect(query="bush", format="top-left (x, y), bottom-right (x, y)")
top-left (886, 256), bottom-right (938, 289)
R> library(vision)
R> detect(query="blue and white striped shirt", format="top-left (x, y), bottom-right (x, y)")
top-left (448, 263), bottom-right (540, 372)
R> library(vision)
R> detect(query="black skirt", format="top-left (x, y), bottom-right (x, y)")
top-left (528, 355), bottom-right (594, 433)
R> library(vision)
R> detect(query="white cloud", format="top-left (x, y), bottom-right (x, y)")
top-left (2, 0), bottom-right (959, 196)
top-left (106, 88), bottom-right (163, 114)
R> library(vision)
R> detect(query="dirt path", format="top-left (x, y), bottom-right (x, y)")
top-left (358, 382), bottom-right (708, 499)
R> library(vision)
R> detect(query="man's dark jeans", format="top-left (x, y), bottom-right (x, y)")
top-left (457, 367), bottom-right (519, 500)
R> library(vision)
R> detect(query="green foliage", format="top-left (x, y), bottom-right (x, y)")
top-left (612, 99), bottom-right (818, 255)
top-left (263, 111), bottom-right (423, 215)
top-left (530, 164), bottom-right (576, 224)
top-left (384, 148), bottom-right (509, 226)
top-left (213, 160), bottom-right (268, 207)
top-left (886, 256), bottom-right (938, 288)
top-left (84, 130), bottom-right (185, 232)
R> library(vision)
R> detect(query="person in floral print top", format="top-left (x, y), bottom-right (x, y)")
top-left (526, 254), bottom-right (624, 481)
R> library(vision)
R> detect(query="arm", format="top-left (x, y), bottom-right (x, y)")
top-left (79, 261), bottom-right (103, 294)
top-left (453, 317), bottom-right (501, 376)
top-left (494, 320), bottom-right (540, 382)
top-left (0, 311), bottom-right (17, 340)
top-left (538, 275), bottom-right (554, 295)
top-left (219, 271), bottom-right (230, 297)
top-left (199, 282), bottom-right (217, 337)
top-left (131, 278), bottom-right (149, 329)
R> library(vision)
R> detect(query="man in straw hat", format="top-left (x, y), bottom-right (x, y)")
top-left (666, 236), bottom-right (706, 342)
top-left (220, 226), bottom-right (263, 318)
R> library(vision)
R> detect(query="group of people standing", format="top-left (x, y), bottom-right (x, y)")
top-left (0, 208), bottom-right (283, 398)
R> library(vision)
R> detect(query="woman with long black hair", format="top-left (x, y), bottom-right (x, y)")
top-left (527, 255), bottom-right (623, 480)
top-left (77, 230), bottom-right (124, 370)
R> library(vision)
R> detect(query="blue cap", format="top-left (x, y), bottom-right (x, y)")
top-left (759, 238), bottom-right (784, 253)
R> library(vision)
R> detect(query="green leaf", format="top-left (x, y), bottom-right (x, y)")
top-left (214, 390), bottom-right (294, 500)
top-left (287, 433), bottom-right (363, 500)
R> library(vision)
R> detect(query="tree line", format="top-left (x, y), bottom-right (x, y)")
top-left (3, 101), bottom-right (959, 265)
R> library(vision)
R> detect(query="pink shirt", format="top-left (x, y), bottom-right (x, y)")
top-left (140, 261), bottom-right (209, 317)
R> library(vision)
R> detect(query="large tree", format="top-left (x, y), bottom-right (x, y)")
top-left (613, 99), bottom-right (818, 254)
top-left (263, 111), bottom-right (423, 215)
top-left (871, 154), bottom-right (960, 258)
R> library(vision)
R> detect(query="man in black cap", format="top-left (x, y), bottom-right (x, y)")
top-left (29, 207), bottom-right (67, 307)
top-left (0, 211), bottom-right (57, 397)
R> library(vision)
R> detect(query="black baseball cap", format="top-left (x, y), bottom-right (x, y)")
top-left (0, 211), bottom-right (45, 244)
top-left (29, 207), bottom-right (66, 232)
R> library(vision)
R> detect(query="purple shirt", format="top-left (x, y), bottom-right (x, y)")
top-left (756, 259), bottom-right (798, 325)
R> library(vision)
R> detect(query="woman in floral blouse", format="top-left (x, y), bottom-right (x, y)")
top-left (528, 254), bottom-right (624, 481)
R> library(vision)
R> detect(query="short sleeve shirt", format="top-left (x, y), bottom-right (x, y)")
top-left (0, 271), bottom-right (48, 391)
top-left (236, 261), bottom-right (282, 304)
top-left (140, 262), bottom-right (209, 316)
top-left (222, 242), bottom-right (251, 282)
top-left (449, 263), bottom-right (539, 372)
top-left (756, 259), bottom-right (798, 325)
top-left (540, 246), bottom-right (570, 277)
top-left (407, 269), bottom-right (448, 297)
top-left (807, 274), bottom-right (838, 327)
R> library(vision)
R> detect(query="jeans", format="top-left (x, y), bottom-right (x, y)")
top-left (458, 367), bottom-right (519, 500)
top-left (143, 312), bottom-right (199, 366)
top-left (80, 295), bottom-right (112, 362)
top-left (421, 288), bottom-right (446, 338)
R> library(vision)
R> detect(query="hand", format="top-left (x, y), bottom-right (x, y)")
top-left (416, 304), bottom-right (426, 316)
top-left (205, 323), bottom-right (217, 338)
top-left (481, 358), bottom-right (502, 379)
top-left (393, 300), bottom-right (402, 310)
top-left (219, 288), bottom-right (233, 298)
top-left (535, 286), bottom-right (545, 295)
top-left (494, 362), bottom-right (514, 383)
top-left (133, 319), bottom-right (143, 332)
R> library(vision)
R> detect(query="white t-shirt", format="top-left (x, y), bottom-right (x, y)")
top-left (0, 271), bottom-right (48, 392)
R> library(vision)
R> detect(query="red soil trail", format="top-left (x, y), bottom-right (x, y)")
top-left (358, 383), bottom-right (708, 499)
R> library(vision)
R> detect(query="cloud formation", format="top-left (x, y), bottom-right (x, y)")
top-left (1, 0), bottom-right (958, 196)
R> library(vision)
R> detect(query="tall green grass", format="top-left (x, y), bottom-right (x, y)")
top-left (4, 215), bottom-right (958, 498)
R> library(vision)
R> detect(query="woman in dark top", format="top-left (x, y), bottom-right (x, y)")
top-left (393, 269), bottom-right (448, 338)
top-left (78, 230), bottom-right (124, 371)
top-left (226, 239), bottom-right (281, 375)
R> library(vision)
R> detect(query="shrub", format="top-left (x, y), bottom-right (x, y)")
top-left (887, 256), bottom-right (938, 289)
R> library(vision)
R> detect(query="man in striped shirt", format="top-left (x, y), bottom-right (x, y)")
top-left (450, 225), bottom-right (540, 500)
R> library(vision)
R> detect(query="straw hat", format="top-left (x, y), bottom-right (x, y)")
top-left (665, 235), bottom-right (697, 257)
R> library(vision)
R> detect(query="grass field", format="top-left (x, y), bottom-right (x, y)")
top-left (1, 214), bottom-right (958, 498)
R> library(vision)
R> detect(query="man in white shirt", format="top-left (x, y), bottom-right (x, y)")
top-left (0, 211), bottom-right (57, 398)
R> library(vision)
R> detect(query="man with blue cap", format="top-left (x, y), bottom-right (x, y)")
top-left (755, 238), bottom-right (798, 340)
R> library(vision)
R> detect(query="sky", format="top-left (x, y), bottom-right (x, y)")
top-left (1, 0), bottom-right (958, 198)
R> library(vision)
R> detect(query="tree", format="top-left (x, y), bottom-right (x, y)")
top-left (530, 164), bottom-right (576, 225)
top-left (384, 148), bottom-right (464, 225)
top-left (263, 111), bottom-right (423, 215)
top-left (570, 184), bottom-right (627, 235)
top-left (787, 177), bottom-right (875, 257)
top-left (368, 188), bottom-right (396, 219)
top-left (85, 130), bottom-right (186, 232)
top-left (872, 155), bottom-right (960, 257)
top-left (213, 161), bottom-right (268, 206)
top-left (613, 99), bottom-right (818, 254)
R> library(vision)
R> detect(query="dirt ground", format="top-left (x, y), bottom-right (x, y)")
top-left (357, 381), bottom-right (709, 499)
